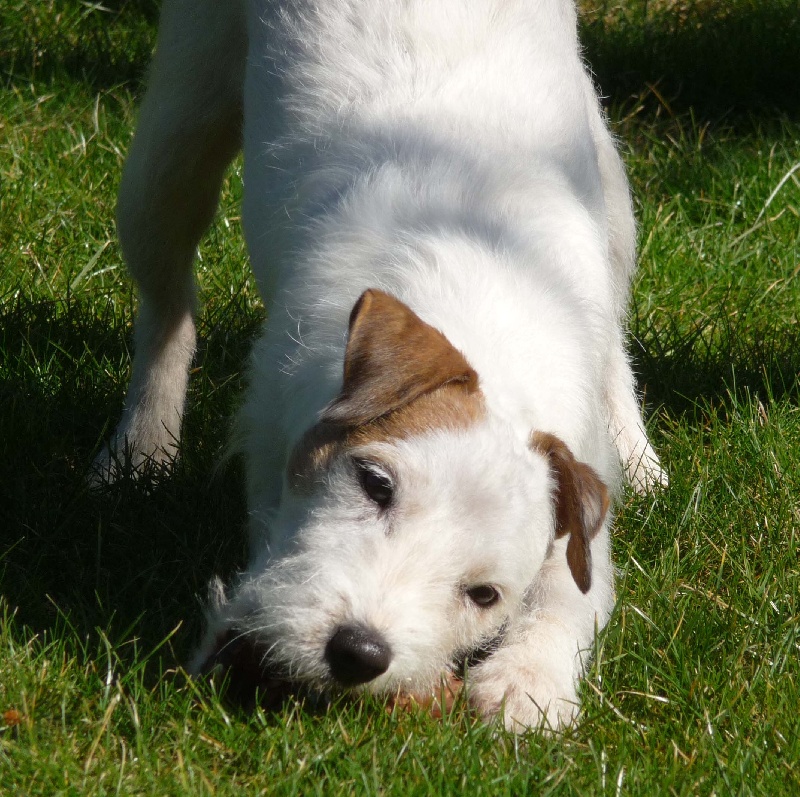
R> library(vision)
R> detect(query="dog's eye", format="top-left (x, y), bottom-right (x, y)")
top-left (355, 460), bottom-right (394, 508)
top-left (466, 585), bottom-right (500, 608)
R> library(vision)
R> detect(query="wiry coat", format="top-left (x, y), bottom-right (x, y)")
top-left (101, 0), bottom-right (665, 731)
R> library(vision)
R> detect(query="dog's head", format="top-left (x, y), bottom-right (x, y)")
top-left (195, 290), bottom-right (609, 705)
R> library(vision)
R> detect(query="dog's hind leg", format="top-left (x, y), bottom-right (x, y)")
top-left (588, 92), bottom-right (667, 493)
top-left (94, 0), bottom-right (247, 481)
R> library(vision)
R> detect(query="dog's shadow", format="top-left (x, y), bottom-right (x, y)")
top-left (582, 1), bottom-right (800, 118)
top-left (631, 296), bottom-right (800, 422)
top-left (0, 295), bottom-right (258, 666)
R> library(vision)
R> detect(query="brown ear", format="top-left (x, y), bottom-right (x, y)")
top-left (322, 289), bottom-right (478, 426)
top-left (530, 431), bottom-right (609, 594)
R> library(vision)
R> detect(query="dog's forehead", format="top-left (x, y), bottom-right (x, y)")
top-left (355, 417), bottom-right (551, 508)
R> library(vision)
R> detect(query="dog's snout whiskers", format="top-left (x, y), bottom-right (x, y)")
top-left (201, 628), bottom-right (293, 711)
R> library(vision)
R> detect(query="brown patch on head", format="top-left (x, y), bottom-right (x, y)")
top-left (530, 431), bottom-right (610, 594)
top-left (348, 381), bottom-right (484, 445)
top-left (322, 289), bottom-right (479, 427)
top-left (287, 289), bottom-right (485, 490)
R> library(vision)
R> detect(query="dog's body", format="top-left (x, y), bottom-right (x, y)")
top-left (100, 0), bottom-right (665, 730)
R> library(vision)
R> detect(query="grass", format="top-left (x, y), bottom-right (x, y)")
top-left (1, 0), bottom-right (799, 793)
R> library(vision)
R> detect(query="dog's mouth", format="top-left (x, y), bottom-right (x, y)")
top-left (199, 624), bottom-right (507, 714)
top-left (197, 628), bottom-right (305, 711)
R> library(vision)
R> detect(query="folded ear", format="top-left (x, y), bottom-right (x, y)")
top-left (322, 289), bottom-right (478, 426)
top-left (530, 431), bottom-right (609, 594)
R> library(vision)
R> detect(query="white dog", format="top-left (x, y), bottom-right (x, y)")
top-left (99, 0), bottom-right (666, 731)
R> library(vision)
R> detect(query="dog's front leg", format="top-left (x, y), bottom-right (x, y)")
top-left (94, 0), bottom-right (246, 480)
top-left (468, 531), bottom-right (614, 733)
top-left (605, 342), bottom-right (668, 493)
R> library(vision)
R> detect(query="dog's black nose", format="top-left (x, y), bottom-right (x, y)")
top-left (325, 624), bottom-right (392, 686)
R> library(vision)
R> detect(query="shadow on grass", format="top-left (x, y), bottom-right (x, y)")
top-left (0, 295), bottom-right (259, 663)
top-left (0, 0), bottom-right (159, 92)
top-left (581, 0), bottom-right (800, 118)
top-left (631, 299), bottom-right (800, 421)
top-left (3, 1), bottom-right (799, 120)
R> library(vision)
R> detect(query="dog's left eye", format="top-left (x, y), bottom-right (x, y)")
top-left (355, 460), bottom-right (394, 508)
top-left (466, 585), bottom-right (500, 608)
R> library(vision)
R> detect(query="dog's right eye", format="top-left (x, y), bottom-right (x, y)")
top-left (355, 460), bottom-right (394, 509)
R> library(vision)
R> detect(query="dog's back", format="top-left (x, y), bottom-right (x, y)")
top-left (242, 0), bottom-right (616, 472)
top-left (243, 0), bottom-right (605, 279)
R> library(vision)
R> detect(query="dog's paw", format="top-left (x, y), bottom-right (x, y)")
top-left (627, 458), bottom-right (668, 495)
top-left (625, 448), bottom-right (668, 495)
top-left (468, 647), bottom-right (580, 733)
top-left (89, 429), bottom-right (178, 487)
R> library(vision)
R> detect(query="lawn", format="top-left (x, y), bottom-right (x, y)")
top-left (1, 1), bottom-right (799, 794)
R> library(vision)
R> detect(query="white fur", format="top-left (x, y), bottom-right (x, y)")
top-left (103, 0), bottom-right (665, 731)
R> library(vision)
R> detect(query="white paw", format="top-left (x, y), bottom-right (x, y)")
top-left (627, 452), bottom-right (668, 495)
top-left (468, 647), bottom-right (580, 733)
top-left (89, 426), bottom-right (178, 486)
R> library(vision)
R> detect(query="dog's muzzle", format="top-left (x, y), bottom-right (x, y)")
top-left (198, 621), bottom-right (503, 712)
top-left (324, 624), bottom-right (392, 686)
top-left (198, 623), bottom-right (393, 710)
